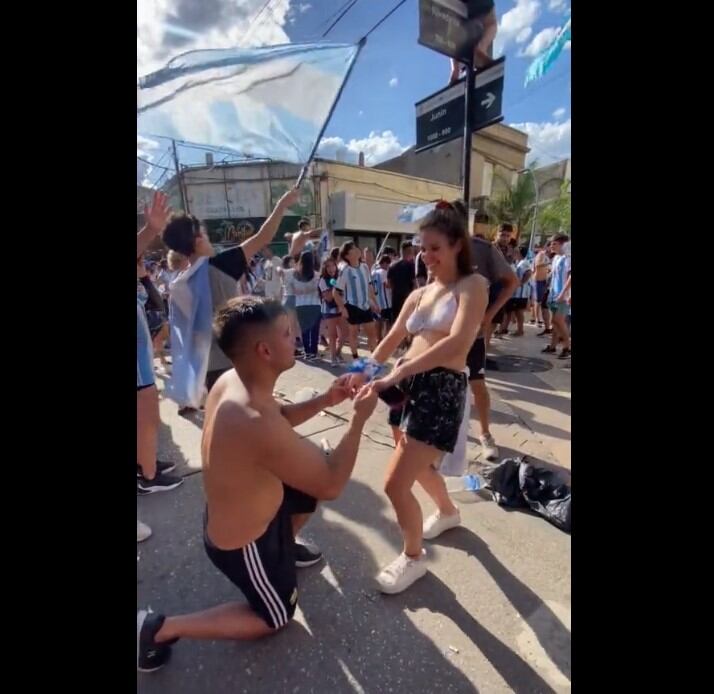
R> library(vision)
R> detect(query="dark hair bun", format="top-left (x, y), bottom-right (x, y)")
top-left (450, 200), bottom-right (467, 218)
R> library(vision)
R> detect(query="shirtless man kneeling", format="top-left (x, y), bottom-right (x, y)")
top-left (137, 296), bottom-right (378, 672)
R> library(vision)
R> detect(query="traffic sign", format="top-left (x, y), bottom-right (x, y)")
top-left (418, 0), bottom-right (483, 61)
top-left (415, 57), bottom-right (505, 152)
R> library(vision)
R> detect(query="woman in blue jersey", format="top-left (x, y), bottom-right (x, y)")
top-left (318, 256), bottom-right (344, 365)
top-left (372, 254), bottom-right (393, 342)
top-left (334, 242), bottom-right (380, 359)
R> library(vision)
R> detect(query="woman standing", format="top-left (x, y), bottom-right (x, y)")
top-left (280, 255), bottom-right (303, 357)
top-left (289, 250), bottom-right (322, 360)
top-left (318, 257), bottom-right (344, 365)
top-left (348, 201), bottom-right (487, 594)
top-left (334, 242), bottom-right (380, 359)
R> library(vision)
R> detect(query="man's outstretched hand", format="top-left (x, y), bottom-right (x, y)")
top-left (352, 384), bottom-right (378, 424)
top-left (323, 375), bottom-right (354, 407)
top-left (144, 191), bottom-right (172, 236)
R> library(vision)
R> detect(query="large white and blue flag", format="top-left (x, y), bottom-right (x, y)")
top-left (137, 42), bottom-right (361, 164)
top-left (524, 17), bottom-right (571, 87)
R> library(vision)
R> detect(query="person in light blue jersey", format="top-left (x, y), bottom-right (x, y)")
top-left (372, 255), bottom-right (393, 341)
top-left (542, 234), bottom-right (571, 359)
top-left (334, 242), bottom-right (379, 358)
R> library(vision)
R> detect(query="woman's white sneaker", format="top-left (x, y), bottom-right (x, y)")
top-left (137, 520), bottom-right (152, 543)
top-left (422, 510), bottom-right (461, 540)
top-left (376, 549), bottom-right (428, 594)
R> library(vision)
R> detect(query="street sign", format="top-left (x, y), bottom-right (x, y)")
top-left (415, 57), bottom-right (505, 152)
top-left (418, 0), bottom-right (482, 61)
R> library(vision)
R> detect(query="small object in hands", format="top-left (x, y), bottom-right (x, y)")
top-left (378, 384), bottom-right (406, 409)
top-left (320, 438), bottom-right (333, 454)
top-left (348, 357), bottom-right (383, 381)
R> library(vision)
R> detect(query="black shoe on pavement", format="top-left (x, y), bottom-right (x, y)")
top-left (557, 348), bottom-right (571, 359)
top-left (537, 329), bottom-right (553, 337)
top-left (542, 345), bottom-right (557, 354)
top-left (137, 610), bottom-right (176, 673)
top-left (136, 460), bottom-right (176, 478)
top-left (137, 471), bottom-right (184, 495)
top-left (295, 542), bottom-right (323, 568)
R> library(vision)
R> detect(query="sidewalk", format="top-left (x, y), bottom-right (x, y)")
top-left (139, 329), bottom-right (571, 693)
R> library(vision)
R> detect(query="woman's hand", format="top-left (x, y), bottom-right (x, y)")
top-left (372, 369), bottom-right (402, 393)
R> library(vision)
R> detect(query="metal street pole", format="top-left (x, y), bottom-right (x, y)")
top-left (462, 57), bottom-right (476, 207)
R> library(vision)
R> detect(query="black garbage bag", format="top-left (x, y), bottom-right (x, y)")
top-left (483, 457), bottom-right (571, 533)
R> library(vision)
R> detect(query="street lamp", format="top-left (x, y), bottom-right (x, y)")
top-left (517, 167), bottom-right (539, 256)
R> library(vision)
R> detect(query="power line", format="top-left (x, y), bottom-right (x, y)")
top-left (322, 0), bottom-right (360, 37)
top-left (242, 0), bottom-right (277, 46)
top-left (361, 0), bottom-right (408, 41)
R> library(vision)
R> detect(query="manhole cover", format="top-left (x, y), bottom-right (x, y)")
top-left (486, 356), bottom-right (553, 373)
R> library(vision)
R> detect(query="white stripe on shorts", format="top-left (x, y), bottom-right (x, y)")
top-left (243, 542), bottom-right (288, 628)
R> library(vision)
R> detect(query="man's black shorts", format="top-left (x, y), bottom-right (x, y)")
top-left (345, 304), bottom-right (374, 325)
top-left (466, 336), bottom-right (486, 381)
top-left (380, 308), bottom-right (393, 322)
top-left (203, 485), bottom-right (317, 630)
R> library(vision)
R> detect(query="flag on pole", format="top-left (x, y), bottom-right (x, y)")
top-left (524, 17), bottom-right (571, 87)
top-left (137, 42), bottom-right (361, 163)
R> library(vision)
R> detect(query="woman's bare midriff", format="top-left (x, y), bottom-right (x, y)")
top-left (404, 330), bottom-right (467, 373)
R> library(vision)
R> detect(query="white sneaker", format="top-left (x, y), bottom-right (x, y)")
top-left (423, 509), bottom-right (461, 540)
top-left (137, 520), bottom-right (152, 543)
top-left (479, 433), bottom-right (499, 460)
top-left (376, 549), bottom-right (428, 594)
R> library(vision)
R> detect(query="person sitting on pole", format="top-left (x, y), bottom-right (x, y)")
top-left (449, 0), bottom-right (498, 84)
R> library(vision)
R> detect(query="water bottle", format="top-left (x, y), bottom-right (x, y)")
top-left (445, 473), bottom-right (482, 495)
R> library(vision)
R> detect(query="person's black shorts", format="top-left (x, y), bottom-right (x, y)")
top-left (345, 304), bottom-right (374, 326)
top-left (380, 308), bottom-right (393, 322)
top-left (540, 288), bottom-right (550, 309)
top-left (203, 485), bottom-right (317, 630)
top-left (387, 367), bottom-right (467, 453)
top-left (505, 297), bottom-right (528, 313)
top-left (466, 336), bottom-right (486, 382)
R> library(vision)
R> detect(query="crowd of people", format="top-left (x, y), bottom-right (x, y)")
top-left (136, 189), bottom-right (571, 671)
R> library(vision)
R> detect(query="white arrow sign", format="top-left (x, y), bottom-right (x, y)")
top-left (481, 92), bottom-right (495, 109)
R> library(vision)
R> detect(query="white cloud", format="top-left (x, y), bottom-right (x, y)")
top-left (137, 0), bottom-right (293, 77)
top-left (137, 135), bottom-right (161, 186)
top-left (548, 0), bottom-right (568, 12)
top-left (516, 27), bottom-right (533, 44)
top-left (521, 27), bottom-right (560, 57)
top-left (318, 131), bottom-right (409, 165)
top-left (298, 2), bottom-right (312, 12)
top-left (389, 77), bottom-right (398, 88)
top-left (509, 118), bottom-right (571, 164)
top-left (564, 40), bottom-right (571, 51)
top-left (494, 0), bottom-right (541, 57)
top-left (552, 107), bottom-right (566, 120)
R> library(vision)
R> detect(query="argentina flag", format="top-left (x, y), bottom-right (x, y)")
top-left (524, 17), bottom-right (571, 87)
top-left (137, 42), bottom-right (361, 164)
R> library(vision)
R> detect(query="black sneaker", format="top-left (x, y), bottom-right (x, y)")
top-left (137, 472), bottom-right (184, 495)
top-left (137, 610), bottom-right (176, 673)
top-left (294, 542), bottom-right (323, 568)
top-left (542, 345), bottom-right (557, 354)
top-left (136, 460), bottom-right (176, 478)
top-left (557, 348), bottom-right (571, 360)
top-left (537, 329), bottom-right (553, 337)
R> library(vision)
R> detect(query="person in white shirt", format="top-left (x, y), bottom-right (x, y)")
top-left (280, 255), bottom-right (303, 356)
top-left (333, 242), bottom-right (380, 359)
top-left (542, 234), bottom-right (571, 359)
top-left (288, 251), bottom-right (322, 360)
top-left (261, 246), bottom-right (282, 301)
top-left (372, 255), bottom-right (393, 341)
top-left (506, 245), bottom-right (533, 337)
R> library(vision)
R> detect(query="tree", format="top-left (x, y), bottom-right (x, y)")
top-left (486, 166), bottom-right (537, 242)
top-left (538, 180), bottom-right (571, 236)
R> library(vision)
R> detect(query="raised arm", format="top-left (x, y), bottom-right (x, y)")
top-left (241, 188), bottom-right (301, 261)
top-left (137, 191), bottom-right (171, 258)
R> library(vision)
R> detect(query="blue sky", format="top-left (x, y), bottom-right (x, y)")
top-left (138, 0), bottom-right (570, 185)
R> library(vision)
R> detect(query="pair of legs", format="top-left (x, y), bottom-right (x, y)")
top-left (297, 307), bottom-right (321, 358)
top-left (322, 315), bottom-right (341, 361)
top-left (137, 384), bottom-right (159, 480)
top-left (345, 305), bottom-right (378, 357)
top-left (449, 6), bottom-right (497, 82)
top-left (152, 323), bottom-right (170, 369)
top-left (549, 304), bottom-right (571, 351)
top-left (152, 493), bottom-right (315, 645)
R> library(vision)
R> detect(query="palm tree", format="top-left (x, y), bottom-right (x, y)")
top-left (486, 165), bottom-right (538, 242)
top-left (538, 180), bottom-right (571, 236)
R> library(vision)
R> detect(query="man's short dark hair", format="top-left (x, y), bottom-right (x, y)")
top-left (400, 241), bottom-right (413, 254)
top-left (519, 246), bottom-right (529, 258)
top-left (552, 233), bottom-right (569, 244)
top-left (382, 245), bottom-right (396, 257)
top-left (298, 218), bottom-right (310, 230)
top-left (214, 296), bottom-right (286, 360)
top-left (499, 223), bottom-right (513, 233)
top-left (379, 255), bottom-right (391, 267)
top-left (163, 214), bottom-right (201, 256)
